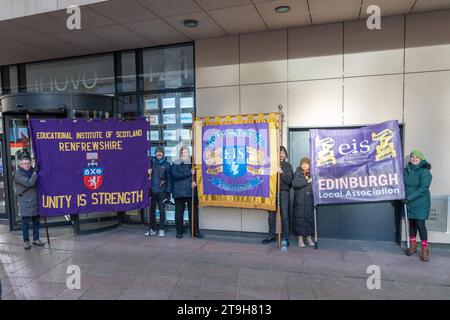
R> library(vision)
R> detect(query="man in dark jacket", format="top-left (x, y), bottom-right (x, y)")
top-left (14, 157), bottom-right (44, 250)
top-left (170, 147), bottom-right (203, 239)
top-left (262, 146), bottom-right (293, 245)
top-left (145, 146), bottom-right (171, 237)
top-left (404, 150), bottom-right (432, 262)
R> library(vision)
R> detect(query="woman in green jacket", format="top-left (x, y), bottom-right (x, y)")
top-left (404, 150), bottom-right (432, 262)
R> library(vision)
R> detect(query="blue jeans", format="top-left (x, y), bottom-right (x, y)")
top-left (22, 216), bottom-right (40, 242)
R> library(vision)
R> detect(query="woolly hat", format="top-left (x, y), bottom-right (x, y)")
top-left (410, 150), bottom-right (425, 161)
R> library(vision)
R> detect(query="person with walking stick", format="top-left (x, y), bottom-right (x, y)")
top-left (404, 150), bottom-right (432, 262)
top-left (14, 155), bottom-right (44, 250)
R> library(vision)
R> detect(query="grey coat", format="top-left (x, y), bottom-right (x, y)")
top-left (14, 169), bottom-right (39, 217)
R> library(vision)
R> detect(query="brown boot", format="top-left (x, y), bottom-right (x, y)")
top-left (420, 246), bottom-right (429, 262)
top-left (405, 241), bottom-right (417, 256)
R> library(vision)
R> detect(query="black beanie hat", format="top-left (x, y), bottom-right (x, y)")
top-left (280, 146), bottom-right (288, 157)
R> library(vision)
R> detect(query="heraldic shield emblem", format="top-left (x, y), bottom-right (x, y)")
top-left (223, 146), bottom-right (247, 178)
top-left (83, 152), bottom-right (103, 191)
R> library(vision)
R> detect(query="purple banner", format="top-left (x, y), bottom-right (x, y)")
top-left (310, 120), bottom-right (405, 205)
top-left (29, 118), bottom-right (151, 216)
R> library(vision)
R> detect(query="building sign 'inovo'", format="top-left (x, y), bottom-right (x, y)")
top-left (310, 120), bottom-right (405, 205)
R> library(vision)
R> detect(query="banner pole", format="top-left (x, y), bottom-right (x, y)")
top-left (404, 203), bottom-right (410, 250)
top-left (44, 215), bottom-right (51, 247)
top-left (277, 106), bottom-right (283, 249)
top-left (191, 114), bottom-right (195, 239)
top-left (314, 206), bottom-right (318, 250)
top-left (146, 114), bottom-right (152, 233)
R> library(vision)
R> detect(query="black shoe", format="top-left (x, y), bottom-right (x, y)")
top-left (262, 236), bottom-right (276, 244)
top-left (176, 234), bottom-right (183, 239)
top-left (194, 232), bottom-right (204, 239)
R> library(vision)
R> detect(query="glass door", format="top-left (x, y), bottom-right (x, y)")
top-left (0, 135), bottom-right (7, 220)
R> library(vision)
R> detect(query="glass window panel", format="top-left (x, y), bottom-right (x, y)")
top-left (118, 94), bottom-right (139, 120)
top-left (25, 54), bottom-right (115, 94)
top-left (9, 66), bottom-right (18, 93)
top-left (143, 45), bottom-right (194, 91)
top-left (119, 51), bottom-right (136, 93)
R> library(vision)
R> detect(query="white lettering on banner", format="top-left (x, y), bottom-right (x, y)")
top-left (318, 173), bottom-right (399, 190)
top-left (32, 69), bottom-right (98, 92)
top-left (319, 188), bottom-right (400, 199)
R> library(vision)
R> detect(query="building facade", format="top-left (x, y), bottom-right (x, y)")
top-left (0, 0), bottom-right (449, 243)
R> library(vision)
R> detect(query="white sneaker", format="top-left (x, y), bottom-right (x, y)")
top-left (306, 235), bottom-right (315, 247)
top-left (159, 230), bottom-right (165, 237)
top-left (298, 236), bottom-right (306, 248)
top-left (145, 229), bottom-right (156, 236)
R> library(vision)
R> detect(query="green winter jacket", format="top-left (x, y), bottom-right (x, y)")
top-left (403, 160), bottom-right (432, 220)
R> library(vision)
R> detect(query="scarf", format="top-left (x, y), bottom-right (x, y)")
top-left (19, 167), bottom-right (34, 179)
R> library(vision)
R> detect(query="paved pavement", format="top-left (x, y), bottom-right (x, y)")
top-left (1, 224), bottom-right (450, 300)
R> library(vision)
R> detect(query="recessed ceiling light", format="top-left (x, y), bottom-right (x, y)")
top-left (274, 5), bottom-right (291, 13)
top-left (183, 19), bottom-right (198, 28)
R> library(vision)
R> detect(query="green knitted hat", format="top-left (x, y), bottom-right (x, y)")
top-left (410, 150), bottom-right (425, 161)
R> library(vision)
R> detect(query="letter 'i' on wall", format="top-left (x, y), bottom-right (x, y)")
top-left (66, 5), bottom-right (81, 30)
top-left (366, 5), bottom-right (381, 30)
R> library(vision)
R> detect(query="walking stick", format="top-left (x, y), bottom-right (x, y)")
top-left (404, 203), bottom-right (410, 250)
top-left (314, 206), bottom-right (318, 250)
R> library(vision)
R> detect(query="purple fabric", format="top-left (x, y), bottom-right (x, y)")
top-left (201, 122), bottom-right (271, 198)
top-left (29, 118), bottom-right (151, 216)
top-left (310, 120), bottom-right (405, 205)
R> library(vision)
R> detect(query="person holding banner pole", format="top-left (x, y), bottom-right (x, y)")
top-left (262, 146), bottom-right (293, 246)
top-left (171, 147), bottom-right (203, 239)
top-left (403, 150), bottom-right (432, 262)
top-left (14, 156), bottom-right (45, 250)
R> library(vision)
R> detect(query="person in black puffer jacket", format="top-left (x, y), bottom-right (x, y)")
top-left (170, 147), bottom-right (203, 239)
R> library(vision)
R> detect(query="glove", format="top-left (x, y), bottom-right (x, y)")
top-left (33, 163), bottom-right (40, 173)
top-left (402, 198), bottom-right (408, 205)
top-left (163, 193), bottom-right (174, 205)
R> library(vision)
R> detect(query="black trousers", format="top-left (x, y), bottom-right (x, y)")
top-left (175, 197), bottom-right (199, 236)
top-left (268, 191), bottom-right (290, 239)
top-left (150, 192), bottom-right (166, 231)
top-left (409, 219), bottom-right (428, 241)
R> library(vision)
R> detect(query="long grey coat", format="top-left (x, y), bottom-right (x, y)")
top-left (14, 169), bottom-right (39, 217)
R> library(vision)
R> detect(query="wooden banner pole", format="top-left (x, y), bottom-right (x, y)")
top-left (277, 106), bottom-right (283, 250)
